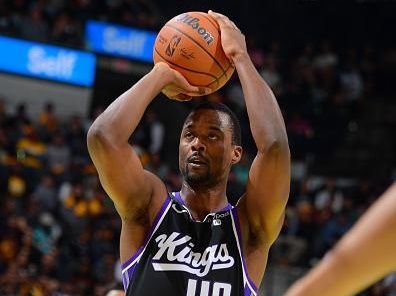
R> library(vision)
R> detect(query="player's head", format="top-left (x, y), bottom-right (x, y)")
top-left (179, 101), bottom-right (242, 188)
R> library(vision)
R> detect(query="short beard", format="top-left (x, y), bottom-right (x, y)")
top-left (182, 166), bottom-right (215, 189)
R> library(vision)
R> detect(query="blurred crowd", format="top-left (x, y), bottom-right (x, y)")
top-left (0, 0), bottom-right (396, 295)
top-left (0, 100), bottom-right (123, 295)
top-left (0, 59), bottom-right (394, 295)
top-left (0, 0), bottom-right (162, 47)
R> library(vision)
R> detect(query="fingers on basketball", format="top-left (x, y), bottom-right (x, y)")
top-left (162, 88), bottom-right (192, 101)
top-left (208, 11), bottom-right (240, 32)
top-left (153, 11), bottom-right (235, 94)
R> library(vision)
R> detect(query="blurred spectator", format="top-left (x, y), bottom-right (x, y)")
top-left (287, 112), bottom-right (314, 159)
top-left (51, 12), bottom-right (82, 46)
top-left (233, 153), bottom-right (250, 185)
top-left (16, 125), bottom-right (47, 189)
top-left (226, 79), bottom-right (246, 114)
top-left (340, 61), bottom-right (364, 102)
top-left (247, 35), bottom-right (265, 68)
top-left (313, 210), bottom-right (352, 259)
top-left (12, 103), bottom-right (30, 127)
top-left (39, 249), bottom-right (62, 279)
top-left (19, 6), bottom-right (49, 42)
top-left (66, 115), bottom-right (85, 150)
top-left (313, 178), bottom-right (344, 212)
top-left (260, 55), bottom-right (283, 96)
top-left (60, 180), bottom-right (105, 246)
top-left (146, 152), bottom-right (169, 179)
top-left (313, 41), bottom-right (338, 70)
top-left (7, 165), bottom-right (27, 199)
top-left (16, 125), bottom-right (46, 169)
top-left (46, 133), bottom-right (71, 178)
top-left (61, 182), bottom-right (90, 233)
top-left (38, 102), bottom-right (59, 138)
top-left (33, 174), bottom-right (58, 213)
top-left (271, 207), bottom-right (307, 266)
top-left (31, 211), bottom-right (62, 256)
top-left (146, 109), bottom-right (165, 155)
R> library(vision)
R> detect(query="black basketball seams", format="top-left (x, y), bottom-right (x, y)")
top-left (164, 23), bottom-right (228, 79)
top-left (154, 47), bottom-right (219, 87)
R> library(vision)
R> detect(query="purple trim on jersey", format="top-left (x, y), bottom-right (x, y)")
top-left (222, 203), bottom-right (233, 211)
top-left (121, 246), bottom-right (142, 273)
top-left (231, 208), bottom-right (259, 293)
top-left (244, 284), bottom-right (253, 296)
top-left (174, 191), bottom-right (233, 212)
top-left (121, 195), bottom-right (172, 271)
top-left (174, 191), bottom-right (186, 206)
top-left (122, 273), bottom-right (127, 290)
top-left (122, 264), bottom-right (137, 290)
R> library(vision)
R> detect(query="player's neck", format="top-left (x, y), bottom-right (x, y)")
top-left (180, 182), bottom-right (229, 221)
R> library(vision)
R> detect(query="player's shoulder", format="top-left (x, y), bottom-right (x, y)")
top-left (115, 170), bottom-right (167, 222)
top-left (143, 169), bottom-right (164, 185)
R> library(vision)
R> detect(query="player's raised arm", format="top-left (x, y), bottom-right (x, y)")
top-left (285, 183), bottom-right (396, 296)
top-left (87, 62), bottom-right (204, 220)
top-left (209, 11), bottom-right (290, 245)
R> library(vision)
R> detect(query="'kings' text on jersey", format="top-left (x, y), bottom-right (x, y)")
top-left (121, 192), bottom-right (258, 296)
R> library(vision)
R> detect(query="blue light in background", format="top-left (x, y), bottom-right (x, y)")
top-left (85, 20), bottom-right (157, 62)
top-left (0, 36), bottom-right (96, 87)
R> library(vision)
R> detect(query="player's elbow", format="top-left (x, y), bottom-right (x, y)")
top-left (87, 122), bottom-right (115, 153)
top-left (87, 123), bottom-right (103, 146)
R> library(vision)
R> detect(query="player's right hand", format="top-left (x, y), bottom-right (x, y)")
top-left (208, 10), bottom-right (247, 64)
top-left (154, 62), bottom-right (209, 101)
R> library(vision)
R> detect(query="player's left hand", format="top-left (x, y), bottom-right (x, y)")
top-left (162, 85), bottom-right (194, 101)
top-left (154, 62), bottom-right (209, 101)
top-left (208, 10), bottom-right (248, 63)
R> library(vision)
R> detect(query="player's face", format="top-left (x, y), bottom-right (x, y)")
top-left (179, 109), bottom-right (241, 188)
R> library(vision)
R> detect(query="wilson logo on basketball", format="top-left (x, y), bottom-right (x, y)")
top-left (176, 14), bottom-right (214, 45)
top-left (165, 35), bottom-right (181, 57)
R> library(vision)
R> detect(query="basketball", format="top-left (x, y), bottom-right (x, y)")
top-left (153, 11), bottom-right (235, 95)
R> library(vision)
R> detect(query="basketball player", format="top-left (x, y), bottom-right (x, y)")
top-left (285, 182), bottom-right (396, 296)
top-left (87, 10), bottom-right (290, 296)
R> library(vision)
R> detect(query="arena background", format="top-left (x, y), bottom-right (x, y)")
top-left (0, 0), bottom-right (395, 295)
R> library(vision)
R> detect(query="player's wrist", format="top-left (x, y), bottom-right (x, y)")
top-left (150, 63), bottom-right (174, 88)
top-left (231, 51), bottom-right (250, 66)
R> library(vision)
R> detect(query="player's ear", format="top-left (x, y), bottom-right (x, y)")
top-left (231, 146), bottom-right (242, 164)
